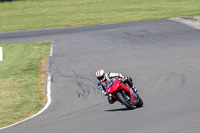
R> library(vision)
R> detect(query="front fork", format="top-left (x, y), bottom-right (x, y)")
top-left (113, 89), bottom-right (135, 104)
top-left (121, 91), bottom-right (130, 101)
top-left (121, 90), bottom-right (136, 104)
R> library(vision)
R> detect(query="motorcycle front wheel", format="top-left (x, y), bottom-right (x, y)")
top-left (117, 92), bottom-right (135, 109)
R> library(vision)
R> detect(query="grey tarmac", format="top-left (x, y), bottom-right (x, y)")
top-left (1, 19), bottom-right (200, 133)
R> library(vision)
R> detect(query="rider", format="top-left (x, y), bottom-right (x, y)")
top-left (96, 69), bottom-right (138, 104)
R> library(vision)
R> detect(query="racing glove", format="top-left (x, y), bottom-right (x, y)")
top-left (98, 84), bottom-right (108, 96)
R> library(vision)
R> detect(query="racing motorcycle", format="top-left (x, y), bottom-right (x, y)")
top-left (106, 77), bottom-right (143, 109)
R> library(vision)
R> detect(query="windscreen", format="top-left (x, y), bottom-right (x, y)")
top-left (107, 78), bottom-right (115, 87)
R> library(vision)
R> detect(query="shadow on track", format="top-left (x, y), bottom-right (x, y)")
top-left (105, 108), bottom-right (130, 112)
top-left (105, 106), bottom-right (144, 112)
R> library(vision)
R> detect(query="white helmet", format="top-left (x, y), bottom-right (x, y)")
top-left (96, 69), bottom-right (106, 82)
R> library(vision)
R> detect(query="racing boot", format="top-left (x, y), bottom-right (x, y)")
top-left (132, 85), bottom-right (138, 93)
top-left (108, 94), bottom-right (116, 104)
top-left (126, 77), bottom-right (137, 92)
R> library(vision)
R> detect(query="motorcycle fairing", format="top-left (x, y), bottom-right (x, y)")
top-left (106, 77), bottom-right (135, 103)
top-left (106, 78), bottom-right (120, 93)
top-left (119, 83), bottom-right (135, 103)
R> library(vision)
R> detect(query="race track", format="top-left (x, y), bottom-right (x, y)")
top-left (1, 19), bottom-right (200, 133)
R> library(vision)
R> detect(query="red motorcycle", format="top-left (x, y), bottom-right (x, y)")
top-left (106, 77), bottom-right (143, 109)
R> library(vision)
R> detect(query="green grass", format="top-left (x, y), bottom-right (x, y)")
top-left (0, 0), bottom-right (200, 31)
top-left (0, 41), bottom-right (51, 128)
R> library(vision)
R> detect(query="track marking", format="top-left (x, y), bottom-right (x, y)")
top-left (0, 47), bottom-right (3, 61)
top-left (169, 17), bottom-right (200, 29)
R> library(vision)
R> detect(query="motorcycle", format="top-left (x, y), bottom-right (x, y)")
top-left (106, 77), bottom-right (143, 109)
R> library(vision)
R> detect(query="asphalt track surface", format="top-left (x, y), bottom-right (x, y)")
top-left (1, 19), bottom-right (200, 133)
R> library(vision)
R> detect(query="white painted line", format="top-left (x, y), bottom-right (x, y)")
top-left (0, 47), bottom-right (3, 61)
top-left (0, 44), bottom-right (53, 130)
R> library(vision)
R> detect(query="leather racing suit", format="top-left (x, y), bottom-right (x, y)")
top-left (97, 72), bottom-right (136, 104)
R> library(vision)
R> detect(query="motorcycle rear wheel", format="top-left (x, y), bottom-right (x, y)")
top-left (117, 92), bottom-right (135, 109)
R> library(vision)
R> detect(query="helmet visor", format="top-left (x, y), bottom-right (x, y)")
top-left (97, 73), bottom-right (105, 81)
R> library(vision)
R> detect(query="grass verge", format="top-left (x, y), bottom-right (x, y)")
top-left (0, 41), bottom-right (51, 128)
top-left (0, 0), bottom-right (200, 31)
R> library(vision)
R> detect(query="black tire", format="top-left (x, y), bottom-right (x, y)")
top-left (117, 92), bottom-right (135, 109)
top-left (135, 96), bottom-right (143, 108)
